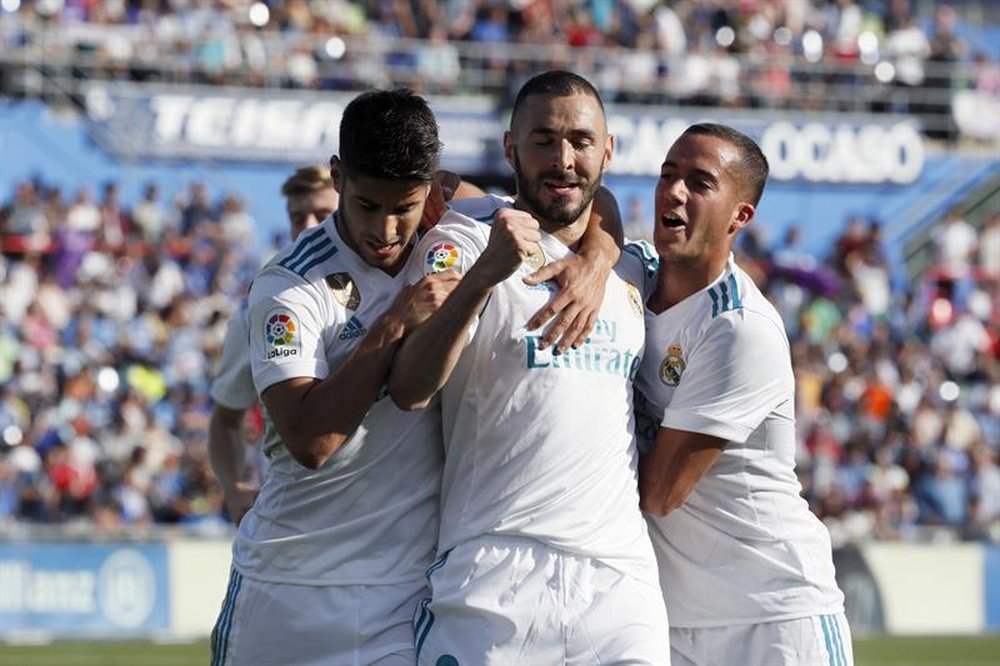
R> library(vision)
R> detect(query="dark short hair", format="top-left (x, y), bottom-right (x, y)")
top-left (681, 123), bottom-right (769, 206)
top-left (510, 70), bottom-right (605, 130)
top-left (280, 165), bottom-right (333, 197)
top-left (338, 89), bottom-right (442, 182)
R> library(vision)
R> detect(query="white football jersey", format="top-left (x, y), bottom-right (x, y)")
top-left (237, 214), bottom-right (442, 586)
top-left (409, 195), bottom-right (660, 583)
top-left (634, 254), bottom-right (845, 627)
top-left (210, 301), bottom-right (256, 411)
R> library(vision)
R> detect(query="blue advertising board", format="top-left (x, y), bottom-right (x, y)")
top-left (986, 545), bottom-right (1000, 631)
top-left (0, 543), bottom-right (170, 636)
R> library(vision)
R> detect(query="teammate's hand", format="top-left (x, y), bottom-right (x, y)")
top-left (475, 207), bottom-right (541, 286)
top-left (523, 251), bottom-right (610, 354)
top-left (224, 482), bottom-right (259, 527)
top-left (392, 270), bottom-right (462, 332)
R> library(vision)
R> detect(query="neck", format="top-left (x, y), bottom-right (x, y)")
top-left (649, 253), bottom-right (730, 314)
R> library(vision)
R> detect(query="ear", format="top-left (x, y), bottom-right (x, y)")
top-left (729, 202), bottom-right (755, 234)
top-left (329, 156), bottom-right (343, 194)
top-left (602, 134), bottom-right (615, 174)
top-left (503, 130), bottom-right (515, 171)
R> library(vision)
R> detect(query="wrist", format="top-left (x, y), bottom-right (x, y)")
top-left (369, 312), bottom-right (408, 342)
top-left (465, 262), bottom-right (504, 293)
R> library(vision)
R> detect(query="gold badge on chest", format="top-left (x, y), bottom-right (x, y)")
top-left (523, 243), bottom-right (546, 271)
top-left (325, 272), bottom-right (361, 310)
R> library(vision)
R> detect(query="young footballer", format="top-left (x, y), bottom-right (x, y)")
top-left (635, 123), bottom-right (851, 666)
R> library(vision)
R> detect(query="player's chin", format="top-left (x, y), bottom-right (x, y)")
top-left (653, 237), bottom-right (682, 258)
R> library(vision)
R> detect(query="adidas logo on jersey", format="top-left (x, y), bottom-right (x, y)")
top-left (338, 316), bottom-right (367, 340)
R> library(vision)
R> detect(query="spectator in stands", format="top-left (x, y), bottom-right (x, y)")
top-left (131, 182), bottom-right (168, 244)
top-left (925, 4), bottom-right (965, 141)
top-left (913, 450), bottom-right (968, 528)
top-left (968, 444), bottom-right (1000, 540)
top-left (931, 206), bottom-right (976, 299)
top-left (2, 182), bottom-right (51, 256)
top-left (979, 211), bottom-right (1000, 279)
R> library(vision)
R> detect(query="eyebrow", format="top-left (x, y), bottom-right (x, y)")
top-left (660, 161), bottom-right (719, 183)
top-left (527, 126), bottom-right (600, 141)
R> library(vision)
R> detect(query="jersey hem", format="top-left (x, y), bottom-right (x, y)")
top-left (253, 362), bottom-right (326, 394)
top-left (441, 533), bottom-right (661, 588)
top-left (668, 604), bottom-right (846, 629)
top-left (232, 565), bottom-right (428, 588)
top-left (208, 390), bottom-right (256, 411)
top-left (662, 409), bottom-right (755, 443)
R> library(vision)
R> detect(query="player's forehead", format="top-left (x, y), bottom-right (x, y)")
top-left (514, 92), bottom-right (607, 138)
top-left (344, 173), bottom-right (429, 208)
top-left (661, 134), bottom-right (739, 180)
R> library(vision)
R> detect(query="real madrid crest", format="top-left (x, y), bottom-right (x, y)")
top-left (626, 282), bottom-right (643, 317)
top-left (659, 344), bottom-right (685, 386)
top-left (325, 272), bottom-right (361, 310)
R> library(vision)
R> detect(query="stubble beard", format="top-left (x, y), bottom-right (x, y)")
top-left (514, 157), bottom-right (601, 229)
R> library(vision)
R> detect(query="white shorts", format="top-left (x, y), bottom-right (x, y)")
top-left (211, 568), bottom-right (426, 666)
top-left (415, 536), bottom-right (670, 666)
top-left (670, 613), bottom-right (853, 666)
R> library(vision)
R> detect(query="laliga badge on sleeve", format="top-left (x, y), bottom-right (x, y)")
top-left (425, 241), bottom-right (461, 275)
top-left (264, 308), bottom-right (301, 360)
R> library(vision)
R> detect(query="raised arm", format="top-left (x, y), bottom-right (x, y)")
top-left (389, 208), bottom-right (540, 410)
top-left (639, 428), bottom-right (726, 516)
top-left (261, 272), bottom-right (459, 469)
top-left (522, 186), bottom-right (623, 352)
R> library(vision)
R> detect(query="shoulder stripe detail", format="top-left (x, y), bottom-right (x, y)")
top-left (718, 280), bottom-right (731, 311)
top-left (294, 245), bottom-right (339, 276)
top-left (279, 236), bottom-right (336, 274)
top-left (278, 227), bottom-right (333, 270)
top-left (278, 226), bottom-right (327, 268)
top-left (623, 242), bottom-right (659, 278)
top-left (728, 273), bottom-right (742, 309)
top-left (708, 273), bottom-right (742, 318)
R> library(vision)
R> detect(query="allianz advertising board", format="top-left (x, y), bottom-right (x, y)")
top-left (0, 543), bottom-right (169, 636)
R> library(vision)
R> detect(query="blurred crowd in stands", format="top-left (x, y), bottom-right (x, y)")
top-left (0, 177), bottom-right (263, 536)
top-left (0, 175), bottom-right (997, 545)
top-left (2, 0), bottom-right (999, 140)
top-left (735, 206), bottom-right (1000, 546)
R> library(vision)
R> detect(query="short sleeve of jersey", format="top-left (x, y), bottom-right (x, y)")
top-left (661, 311), bottom-right (791, 443)
top-left (210, 302), bottom-right (257, 410)
top-left (248, 268), bottom-right (330, 396)
top-left (620, 239), bottom-right (659, 301)
top-left (405, 208), bottom-right (489, 284)
top-left (404, 206), bottom-right (491, 343)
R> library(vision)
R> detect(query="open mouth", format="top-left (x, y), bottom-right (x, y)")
top-left (368, 240), bottom-right (400, 258)
top-left (544, 180), bottom-right (578, 197)
top-left (660, 215), bottom-right (686, 229)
